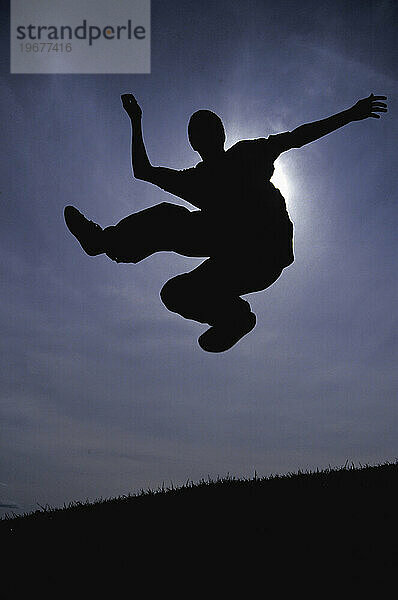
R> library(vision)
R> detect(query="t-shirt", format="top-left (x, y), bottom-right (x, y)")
top-left (149, 133), bottom-right (296, 260)
top-left (151, 133), bottom-right (293, 214)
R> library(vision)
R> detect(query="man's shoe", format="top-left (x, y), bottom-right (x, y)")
top-left (198, 312), bottom-right (256, 353)
top-left (64, 206), bottom-right (104, 256)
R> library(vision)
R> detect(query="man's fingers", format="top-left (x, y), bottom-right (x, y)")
top-left (372, 95), bottom-right (387, 100)
top-left (121, 94), bottom-right (141, 114)
top-left (370, 113), bottom-right (381, 118)
top-left (371, 108), bottom-right (387, 112)
top-left (372, 102), bottom-right (387, 107)
top-left (121, 93), bottom-right (138, 103)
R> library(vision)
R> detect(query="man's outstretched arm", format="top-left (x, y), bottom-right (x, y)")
top-left (281, 94), bottom-right (388, 151)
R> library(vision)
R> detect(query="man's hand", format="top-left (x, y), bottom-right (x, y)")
top-left (349, 93), bottom-right (388, 121)
top-left (121, 93), bottom-right (142, 119)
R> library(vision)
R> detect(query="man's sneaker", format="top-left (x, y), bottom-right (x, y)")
top-left (64, 206), bottom-right (104, 256)
top-left (198, 311), bottom-right (256, 353)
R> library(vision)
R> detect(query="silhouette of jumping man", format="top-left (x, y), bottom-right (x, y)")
top-left (64, 93), bottom-right (387, 352)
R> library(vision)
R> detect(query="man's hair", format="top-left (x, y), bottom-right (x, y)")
top-left (188, 109), bottom-right (225, 150)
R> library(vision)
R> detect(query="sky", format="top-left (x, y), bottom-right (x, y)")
top-left (0, 0), bottom-right (397, 516)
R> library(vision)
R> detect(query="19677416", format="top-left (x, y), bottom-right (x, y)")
top-left (20, 42), bottom-right (72, 52)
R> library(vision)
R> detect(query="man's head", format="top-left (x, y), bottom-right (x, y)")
top-left (188, 110), bottom-right (225, 159)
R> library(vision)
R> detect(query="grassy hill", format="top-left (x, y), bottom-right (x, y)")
top-left (2, 461), bottom-right (397, 590)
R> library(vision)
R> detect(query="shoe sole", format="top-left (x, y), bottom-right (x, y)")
top-left (64, 206), bottom-right (103, 256)
top-left (198, 312), bottom-right (256, 353)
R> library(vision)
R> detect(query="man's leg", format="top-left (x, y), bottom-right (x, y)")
top-left (160, 258), bottom-right (283, 352)
top-left (64, 203), bottom-right (211, 263)
top-left (104, 203), bottom-right (211, 263)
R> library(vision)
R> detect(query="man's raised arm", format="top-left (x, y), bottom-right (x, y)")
top-left (281, 93), bottom-right (388, 151)
top-left (121, 93), bottom-right (157, 181)
top-left (121, 94), bottom-right (196, 202)
top-left (121, 93), bottom-right (183, 184)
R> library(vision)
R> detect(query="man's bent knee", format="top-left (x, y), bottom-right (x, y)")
top-left (160, 275), bottom-right (189, 313)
